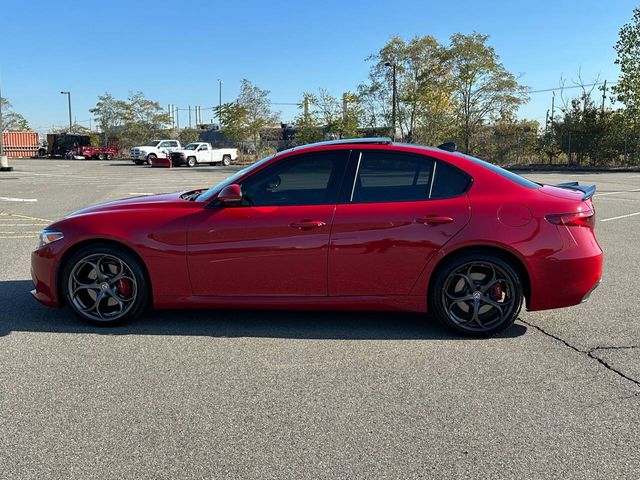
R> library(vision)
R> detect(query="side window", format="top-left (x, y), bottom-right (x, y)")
top-left (199, 144), bottom-right (208, 150)
top-left (430, 161), bottom-right (470, 199)
top-left (241, 151), bottom-right (347, 206)
top-left (158, 142), bottom-right (169, 148)
top-left (352, 151), bottom-right (434, 203)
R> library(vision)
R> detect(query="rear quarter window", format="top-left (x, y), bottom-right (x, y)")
top-left (430, 161), bottom-right (471, 199)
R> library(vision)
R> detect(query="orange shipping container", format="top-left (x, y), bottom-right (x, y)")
top-left (2, 131), bottom-right (39, 148)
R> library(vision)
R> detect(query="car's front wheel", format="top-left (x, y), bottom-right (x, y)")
top-left (62, 244), bottom-right (149, 326)
top-left (430, 253), bottom-right (523, 336)
top-left (187, 156), bottom-right (196, 167)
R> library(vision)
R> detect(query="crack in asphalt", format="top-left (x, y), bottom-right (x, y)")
top-left (519, 319), bottom-right (640, 388)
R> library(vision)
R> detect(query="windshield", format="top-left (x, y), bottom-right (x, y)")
top-left (197, 154), bottom-right (275, 202)
top-left (145, 141), bottom-right (161, 147)
top-left (184, 143), bottom-right (199, 150)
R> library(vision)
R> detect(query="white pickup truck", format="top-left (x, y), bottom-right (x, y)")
top-left (131, 139), bottom-right (181, 165)
top-left (169, 143), bottom-right (238, 167)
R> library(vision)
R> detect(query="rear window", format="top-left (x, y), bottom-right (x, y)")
top-left (459, 154), bottom-right (540, 189)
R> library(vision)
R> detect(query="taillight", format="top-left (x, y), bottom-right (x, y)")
top-left (545, 209), bottom-right (595, 228)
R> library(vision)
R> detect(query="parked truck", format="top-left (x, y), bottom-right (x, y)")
top-left (169, 143), bottom-right (238, 167)
top-left (130, 139), bottom-right (181, 165)
top-left (39, 134), bottom-right (119, 159)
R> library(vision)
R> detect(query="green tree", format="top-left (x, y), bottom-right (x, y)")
top-left (0, 96), bottom-right (30, 131)
top-left (214, 101), bottom-right (251, 145)
top-left (293, 92), bottom-right (324, 145)
top-left (613, 7), bottom-right (640, 124)
top-left (90, 93), bottom-right (127, 144)
top-left (237, 79), bottom-right (279, 148)
top-left (178, 128), bottom-right (201, 145)
top-left (449, 32), bottom-right (528, 154)
top-left (361, 35), bottom-right (455, 143)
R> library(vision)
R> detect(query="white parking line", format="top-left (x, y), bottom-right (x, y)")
top-left (0, 197), bottom-right (38, 202)
top-left (600, 211), bottom-right (640, 222)
top-left (128, 192), bottom-right (154, 195)
top-left (595, 188), bottom-right (640, 197)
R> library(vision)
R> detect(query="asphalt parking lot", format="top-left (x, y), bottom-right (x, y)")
top-left (1, 159), bottom-right (638, 479)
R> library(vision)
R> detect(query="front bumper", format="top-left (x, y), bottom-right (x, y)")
top-left (31, 246), bottom-right (63, 307)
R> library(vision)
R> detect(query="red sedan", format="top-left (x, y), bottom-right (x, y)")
top-left (31, 138), bottom-right (603, 336)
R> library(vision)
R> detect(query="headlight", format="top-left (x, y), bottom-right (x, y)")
top-left (38, 230), bottom-right (64, 248)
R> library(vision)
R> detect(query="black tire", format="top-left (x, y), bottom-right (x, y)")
top-left (147, 153), bottom-right (157, 165)
top-left (106, 153), bottom-right (113, 161)
top-left (134, 160), bottom-right (143, 165)
top-left (187, 156), bottom-right (196, 167)
top-left (429, 252), bottom-right (523, 337)
top-left (98, 153), bottom-right (106, 160)
top-left (222, 155), bottom-right (231, 166)
top-left (61, 244), bottom-right (150, 327)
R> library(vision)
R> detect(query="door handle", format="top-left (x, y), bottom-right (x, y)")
top-left (289, 220), bottom-right (327, 230)
top-left (416, 215), bottom-right (454, 225)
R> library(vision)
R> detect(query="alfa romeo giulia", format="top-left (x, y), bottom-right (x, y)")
top-left (31, 138), bottom-right (603, 336)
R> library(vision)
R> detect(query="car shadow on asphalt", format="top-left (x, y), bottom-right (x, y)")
top-left (0, 280), bottom-right (527, 340)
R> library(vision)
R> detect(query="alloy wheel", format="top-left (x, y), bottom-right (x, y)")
top-left (68, 253), bottom-right (138, 322)
top-left (441, 261), bottom-right (517, 332)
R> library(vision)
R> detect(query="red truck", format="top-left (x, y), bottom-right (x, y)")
top-left (75, 145), bottom-right (119, 160)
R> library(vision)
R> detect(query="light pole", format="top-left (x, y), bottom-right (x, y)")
top-left (217, 79), bottom-right (223, 124)
top-left (60, 91), bottom-right (72, 132)
top-left (0, 84), bottom-right (4, 156)
top-left (384, 62), bottom-right (397, 139)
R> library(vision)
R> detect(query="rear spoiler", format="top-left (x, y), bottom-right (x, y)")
top-left (554, 182), bottom-right (596, 200)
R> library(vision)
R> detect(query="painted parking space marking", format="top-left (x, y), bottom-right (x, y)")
top-left (0, 197), bottom-right (38, 202)
top-left (600, 211), bottom-right (640, 222)
top-left (0, 213), bottom-right (52, 222)
top-left (128, 192), bottom-right (154, 195)
top-left (594, 187), bottom-right (640, 197)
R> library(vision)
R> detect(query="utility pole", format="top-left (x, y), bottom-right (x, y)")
top-left (188, 105), bottom-right (192, 129)
top-left (0, 84), bottom-right (4, 156)
top-left (217, 79), bottom-right (223, 124)
top-left (384, 62), bottom-right (397, 139)
top-left (601, 80), bottom-right (607, 114)
top-left (544, 109), bottom-right (549, 135)
top-left (60, 91), bottom-right (72, 132)
top-left (550, 92), bottom-right (555, 135)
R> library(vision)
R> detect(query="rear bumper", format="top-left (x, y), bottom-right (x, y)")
top-left (527, 251), bottom-right (603, 311)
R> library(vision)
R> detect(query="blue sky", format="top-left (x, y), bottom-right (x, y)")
top-left (1, 0), bottom-right (637, 132)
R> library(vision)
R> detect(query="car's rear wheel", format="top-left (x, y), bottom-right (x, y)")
top-left (106, 153), bottom-right (113, 160)
top-left (430, 253), bottom-right (523, 336)
top-left (187, 156), bottom-right (196, 167)
top-left (98, 153), bottom-right (106, 160)
top-left (222, 155), bottom-right (231, 166)
top-left (62, 244), bottom-right (149, 326)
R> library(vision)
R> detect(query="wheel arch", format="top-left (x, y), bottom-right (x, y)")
top-left (427, 244), bottom-right (531, 308)
top-left (55, 238), bottom-right (152, 307)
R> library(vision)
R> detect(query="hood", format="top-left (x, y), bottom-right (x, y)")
top-left (67, 191), bottom-right (192, 217)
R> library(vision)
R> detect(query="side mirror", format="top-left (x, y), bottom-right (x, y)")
top-left (218, 184), bottom-right (243, 206)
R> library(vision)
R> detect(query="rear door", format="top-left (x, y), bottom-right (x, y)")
top-left (328, 150), bottom-right (471, 296)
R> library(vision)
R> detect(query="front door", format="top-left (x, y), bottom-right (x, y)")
top-left (187, 149), bottom-right (350, 296)
top-left (328, 150), bottom-right (471, 296)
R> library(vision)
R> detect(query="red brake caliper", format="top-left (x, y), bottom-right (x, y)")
top-left (117, 279), bottom-right (132, 298)
top-left (490, 282), bottom-right (503, 301)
